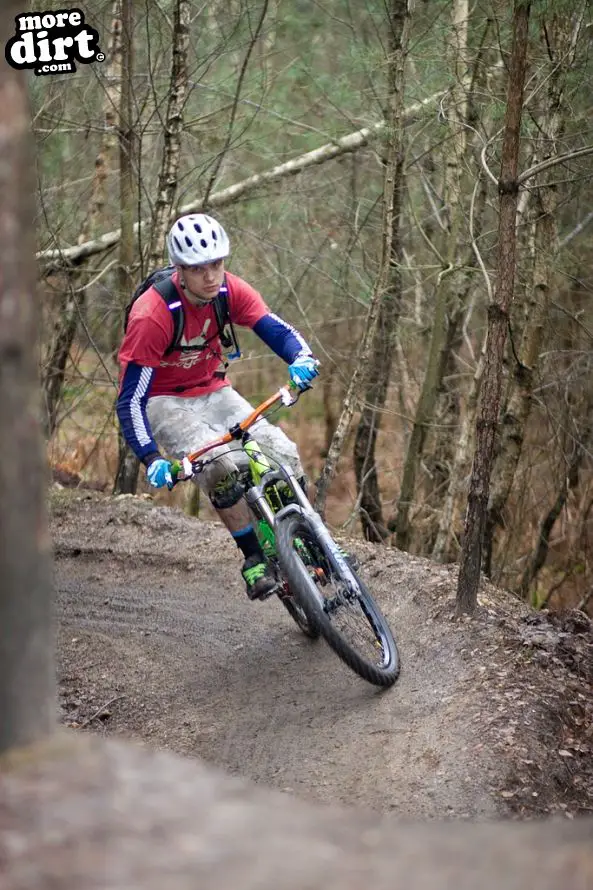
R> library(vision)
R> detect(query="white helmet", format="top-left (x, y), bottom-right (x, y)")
top-left (167, 214), bottom-right (230, 266)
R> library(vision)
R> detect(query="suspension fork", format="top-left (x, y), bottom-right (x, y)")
top-left (244, 464), bottom-right (309, 525)
top-left (246, 465), bottom-right (362, 597)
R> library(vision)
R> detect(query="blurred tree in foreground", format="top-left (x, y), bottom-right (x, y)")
top-left (0, 0), bottom-right (54, 754)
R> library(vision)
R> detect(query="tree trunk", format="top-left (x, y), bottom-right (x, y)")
top-left (259, 0), bottom-right (280, 91)
top-left (0, 7), bottom-right (54, 753)
top-left (315, 0), bottom-right (412, 518)
top-left (432, 332), bottom-right (487, 562)
top-left (483, 6), bottom-right (586, 578)
top-left (41, 1), bottom-right (123, 437)
top-left (352, 0), bottom-right (411, 543)
top-left (322, 365), bottom-right (337, 457)
top-left (424, 18), bottom-right (496, 556)
top-left (518, 395), bottom-right (593, 601)
top-left (424, 172), bottom-right (488, 549)
top-left (114, 0), bottom-right (190, 497)
top-left (147, 0), bottom-right (191, 268)
top-left (114, 0), bottom-right (140, 495)
top-left (391, 270), bottom-right (450, 549)
top-left (456, 0), bottom-right (531, 616)
top-left (390, 0), bottom-right (475, 551)
top-left (353, 297), bottom-right (399, 542)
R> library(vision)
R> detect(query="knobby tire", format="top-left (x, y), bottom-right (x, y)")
top-left (275, 514), bottom-right (400, 687)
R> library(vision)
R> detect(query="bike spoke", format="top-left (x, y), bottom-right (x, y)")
top-left (296, 542), bottom-right (388, 669)
top-left (324, 588), bottom-right (388, 668)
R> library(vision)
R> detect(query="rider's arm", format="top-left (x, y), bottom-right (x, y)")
top-left (116, 362), bottom-right (161, 465)
top-left (224, 274), bottom-right (313, 363)
top-left (252, 312), bottom-right (313, 363)
top-left (117, 300), bottom-right (172, 465)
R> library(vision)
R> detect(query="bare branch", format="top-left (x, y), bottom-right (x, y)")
top-left (469, 175), bottom-right (492, 302)
top-left (202, 0), bottom-right (270, 206)
top-left (78, 696), bottom-right (127, 729)
top-left (559, 209), bottom-right (593, 248)
top-left (480, 130), bottom-right (502, 186)
top-left (517, 144), bottom-right (593, 185)
top-left (36, 91), bottom-right (444, 272)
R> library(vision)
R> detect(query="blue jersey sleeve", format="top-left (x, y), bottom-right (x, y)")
top-left (252, 312), bottom-right (312, 364)
top-left (116, 362), bottom-right (160, 463)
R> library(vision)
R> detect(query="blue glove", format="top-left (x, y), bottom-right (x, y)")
top-left (146, 458), bottom-right (173, 489)
top-left (288, 355), bottom-right (319, 391)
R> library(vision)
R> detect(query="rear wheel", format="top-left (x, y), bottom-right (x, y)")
top-left (275, 514), bottom-right (400, 687)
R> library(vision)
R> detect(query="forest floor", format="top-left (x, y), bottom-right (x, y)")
top-left (50, 487), bottom-right (593, 822)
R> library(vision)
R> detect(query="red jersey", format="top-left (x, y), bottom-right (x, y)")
top-left (118, 270), bottom-right (268, 397)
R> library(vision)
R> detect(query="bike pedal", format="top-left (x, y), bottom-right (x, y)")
top-left (257, 582), bottom-right (281, 601)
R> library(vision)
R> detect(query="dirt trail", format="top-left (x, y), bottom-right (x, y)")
top-left (50, 489), bottom-right (593, 819)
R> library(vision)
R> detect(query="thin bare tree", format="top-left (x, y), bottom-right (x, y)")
top-left (483, 6), bottom-right (587, 577)
top-left (115, 0), bottom-right (193, 494)
top-left (0, 2), bottom-right (54, 753)
top-left (518, 392), bottom-right (593, 601)
top-left (352, 0), bottom-right (412, 542)
top-left (421, 19), bottom-right (493, 553)
top-left (202, 0), bottom-right (270, 209)
top-left (41, 1), bottom-right (123, 437)
top-left (147, 0), bottom-right (191, 268)
top-left (457, 0), bottom-right (532, 615)
top-left (113, 0), bottom-right (141, 495)
top-left (432, 327), bottom-right (487, 563)
top-left (390, 3), bottom-right (493, 552)
top-left (315, 0), bottom-right (413, 518)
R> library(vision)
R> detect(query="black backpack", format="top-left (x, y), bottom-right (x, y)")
top-left (124, 265), bottom-right (240, 359)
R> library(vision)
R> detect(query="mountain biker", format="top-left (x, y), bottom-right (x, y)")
top-left (116, 213), bottom-right (319, 601)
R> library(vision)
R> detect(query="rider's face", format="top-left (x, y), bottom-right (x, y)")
top-left (180, 259), bottom-right (225, 302)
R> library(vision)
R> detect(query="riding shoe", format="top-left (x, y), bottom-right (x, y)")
top-left (241, 554), bottom-right (278, 600)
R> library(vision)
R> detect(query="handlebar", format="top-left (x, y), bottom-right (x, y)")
top-left (170, 381), bottom-right (301, 484)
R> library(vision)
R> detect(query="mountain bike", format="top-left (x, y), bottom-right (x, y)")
top-left (170, 382), bottom-right (400, 688)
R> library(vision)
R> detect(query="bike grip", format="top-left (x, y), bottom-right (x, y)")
top-left (289, 378), bottom-right (314, 393)
top-left (288, 358), bottom-right (321, 390)
top-left (169, 459), bottom-right (182, 487)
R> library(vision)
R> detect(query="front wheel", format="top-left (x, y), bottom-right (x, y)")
top-left (275, 514), bottom-right (400, 687)
top-left (278, 588), bottom-right (320, 640)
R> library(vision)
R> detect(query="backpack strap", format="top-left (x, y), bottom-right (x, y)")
top-left (213, 275), bottom-right (241, 360)
top-left (153, 275), bottom-right (184, 355)
top-left (213, 285), bottom-right (230, 348)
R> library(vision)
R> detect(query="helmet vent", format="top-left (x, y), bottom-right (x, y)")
top-left (200, 238), bottom-right (208, 248)
top-left (194, 223), bottom-right (203, 233)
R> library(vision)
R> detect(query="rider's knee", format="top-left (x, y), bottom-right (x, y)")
top-left (208, 472), bottom-right (244, 509)
top-left (273, 433), bottom-right (303, 478)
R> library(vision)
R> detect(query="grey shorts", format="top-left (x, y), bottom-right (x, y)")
top-left (146, 386), bottom-right (303, 493)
